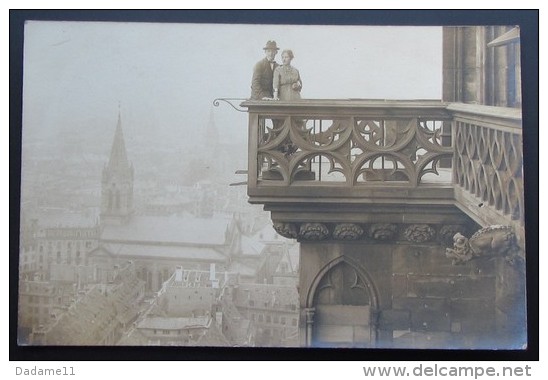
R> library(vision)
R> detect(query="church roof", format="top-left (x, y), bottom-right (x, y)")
top-left (227, 261), bottom-right (257, 277)
top-left (93, 242), bottom-right (228, 262)
top-left (31, 209), bottom-right (98, 229)
top-left (101, 214), bottom-right (232, 246)
top-left (240, 236), bottom-right (266, 256)
top-left (239, 221), bottom-right (293, 256)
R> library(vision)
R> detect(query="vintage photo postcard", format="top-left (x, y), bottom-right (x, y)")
top-left (15, 19), bottom-right (529, 351)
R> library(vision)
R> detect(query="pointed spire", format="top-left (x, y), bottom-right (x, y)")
top-left (108, 108), bottom-right (130, 170)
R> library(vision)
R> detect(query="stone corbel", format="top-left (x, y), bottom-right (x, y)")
top-left (272, 222), bottom-right (476, 245)
top-left (403, 224), bottom-right (436, 243)
top-left (273, 222), bottom-right (298, 239)
top-left (299, 223), bottom-right (330, 241)
top-left (332, 223), bottom-right (364, 240)
top-left (368, 223), bottom-right (397, 241)
top-left (445, 225), bottom-right (523, 266)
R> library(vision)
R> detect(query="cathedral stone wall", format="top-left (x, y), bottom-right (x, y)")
top-left (297, 241), bottom-right (515, 349)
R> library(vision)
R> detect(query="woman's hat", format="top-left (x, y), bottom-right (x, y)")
top-left (263, 40), bottom-right (280, 50)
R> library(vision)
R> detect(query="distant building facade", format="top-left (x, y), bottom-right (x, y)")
top-left (230, 283), bottom-right (299, 347)
top-left (121, 266), bottom-right (236, 346)
top-left (18, 212), bottom-right (100, 341)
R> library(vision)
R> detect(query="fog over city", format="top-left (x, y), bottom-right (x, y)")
top-left (19, 21), bottom-right (444, 347)
top-left (23, 22), bottom-right (442, 151)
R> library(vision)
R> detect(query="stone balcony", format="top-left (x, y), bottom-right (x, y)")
top-left (241, 99), bottom-right (524, 246)
top-left (239, 98), bottom-right (525, 348)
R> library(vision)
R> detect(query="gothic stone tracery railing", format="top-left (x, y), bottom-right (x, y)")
top-left (242, 100), bottom-right (454, 199)
top-left (241, 100), bottom-right (524, 231)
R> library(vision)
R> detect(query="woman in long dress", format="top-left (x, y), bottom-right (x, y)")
top-left (273, 49), bottom-right (302, 101)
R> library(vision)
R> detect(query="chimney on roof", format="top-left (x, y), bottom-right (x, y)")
top-left (215, 311), bottom-right (223, 329)
top-left (209, 263), bottom-right (216, 282)
top-left (175, 266), bottom-right (183, 283)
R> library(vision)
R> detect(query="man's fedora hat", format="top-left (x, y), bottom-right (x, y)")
top-left (263, 40), bottom-right (280, 50)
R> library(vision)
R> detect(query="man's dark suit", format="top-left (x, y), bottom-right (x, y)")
top-left (251, 58), bottom-right (278, 100)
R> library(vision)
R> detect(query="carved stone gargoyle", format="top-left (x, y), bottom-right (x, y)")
top-left (445, 225), bottom-right (521, 265)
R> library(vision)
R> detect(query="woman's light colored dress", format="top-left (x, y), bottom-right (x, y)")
top-left (273, 65), bottom-right (302, 100)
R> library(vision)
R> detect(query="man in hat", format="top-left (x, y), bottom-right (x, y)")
top-left (250, 40), bottom-right (279, 100)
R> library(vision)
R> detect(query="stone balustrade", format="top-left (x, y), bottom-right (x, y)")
top-left (448, 103), bottom-right (524, 230)
top-left (240, 99), bottom-right (524, 237)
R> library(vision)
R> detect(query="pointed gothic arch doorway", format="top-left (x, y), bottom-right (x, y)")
top-left (306, 257), bottom-right (379, 348)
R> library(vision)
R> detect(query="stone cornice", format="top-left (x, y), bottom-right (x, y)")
top-left (266, 202), bottom-right (474, 226)
top-left (273, 221), bottom-right (471, 244)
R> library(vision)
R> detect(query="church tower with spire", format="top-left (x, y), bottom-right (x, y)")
top-left (100, 110), bottom-right (134, 225)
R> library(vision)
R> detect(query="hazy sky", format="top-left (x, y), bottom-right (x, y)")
top-left (22, 21), bottom-right (442, 149)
